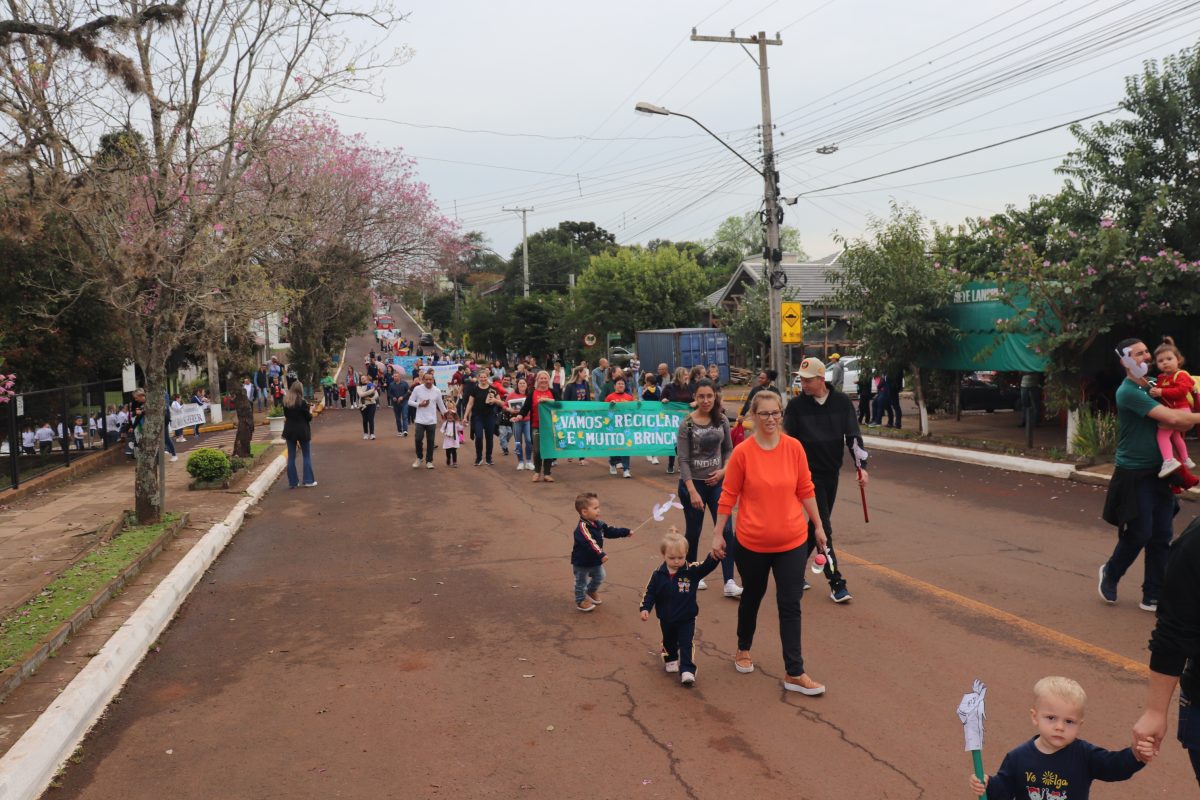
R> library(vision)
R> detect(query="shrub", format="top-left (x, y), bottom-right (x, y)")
top-left (1071, 407), bottom-right (1118, 460)
top-left (266, 404), bottom-right (284, 418)
top-left (186, 448), bottom-right (232, 482)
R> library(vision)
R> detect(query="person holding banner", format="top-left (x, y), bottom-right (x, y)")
top-left (677, 379), bottom-right (741, 597)
top-left (711, 389), bottom-right (827, 695)
top-left (517, 370), bottom-right (560, 483)
top-left (605, 377), bottom-right (636, 478)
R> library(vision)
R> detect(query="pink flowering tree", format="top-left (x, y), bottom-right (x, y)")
top-left (0, 1), bottom-right (410, 523)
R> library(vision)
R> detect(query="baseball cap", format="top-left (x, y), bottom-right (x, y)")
top-left (796, 357), bottom-right (826, 379)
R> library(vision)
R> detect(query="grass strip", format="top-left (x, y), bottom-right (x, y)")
top-left (250, 442), bottom-right (271, 458)
top-left (0, 513), bottom-right (181, 672)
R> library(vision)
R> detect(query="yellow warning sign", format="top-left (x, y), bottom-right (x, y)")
top-left (781, 301), bottom-right (803, 344)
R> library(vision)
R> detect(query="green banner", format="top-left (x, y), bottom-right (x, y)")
top-left (538, 401), bottom-right (690, 458)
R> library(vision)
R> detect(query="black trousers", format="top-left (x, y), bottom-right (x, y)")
top-left (414, 422), bottom-right (436, 463)
top-left (857, 391), bottom-right (873, 423)
top-left (733, 542), bottom-right (807, 677)
top-left (660, 618), bottom-right (697, 674)
top-left (360, 404), bottom-right (376, 435)
top-left (805, 471), bottom-right (848, 592)
top-left (472, 412), bottom-right (494, 463)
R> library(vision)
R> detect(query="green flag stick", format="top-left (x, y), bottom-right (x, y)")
top-left (957, 679), bottom-right (987, 800)
top-left (971, 749), bottom-right (985, 799)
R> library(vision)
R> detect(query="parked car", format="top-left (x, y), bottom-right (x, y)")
top-left (958, 373), bottom-right (1020, 412)
top-left (418, 332), bottom-right (435, 347)
top-left (608, 346), bottom-right (636, 366)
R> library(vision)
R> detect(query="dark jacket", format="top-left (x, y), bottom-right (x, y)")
top-left (282, 401), bottom-right (312, 442)
top-left (639, 555), bottom-right (721, 623)
top-left (517, 384), bottom-right (562, 420)
top-left (571, 517), bottom-right (631, 567)
top-left (783, 390), bottom-right (866, 476)
top-left (1148, 515), bottom-right (1200, 698)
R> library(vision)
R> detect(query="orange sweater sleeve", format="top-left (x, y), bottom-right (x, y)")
top-left (718, 437), bottom-right (816, 553)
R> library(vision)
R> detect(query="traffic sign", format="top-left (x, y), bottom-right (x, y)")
top-left (583, 333), bottom-right (597, 347)
top-left (781, 301), bottom-right (803, 344)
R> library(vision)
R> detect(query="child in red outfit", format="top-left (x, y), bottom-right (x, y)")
top-left (1149, 337), bottom-right (1196, 478)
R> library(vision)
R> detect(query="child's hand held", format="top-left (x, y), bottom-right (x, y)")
top-left (967, 773), bottom-right (987, 795)
top-left (639, 610), bottom-right (649, 621)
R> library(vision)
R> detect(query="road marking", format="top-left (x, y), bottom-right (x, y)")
top-left (839, 551), bottom-right (1149, 677)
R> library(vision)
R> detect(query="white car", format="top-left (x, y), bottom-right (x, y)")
top-left (791, 356), bottom-right (861, 396)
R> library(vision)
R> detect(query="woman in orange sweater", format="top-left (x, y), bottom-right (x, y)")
top-left (712, 390), bottom-right (829, 695)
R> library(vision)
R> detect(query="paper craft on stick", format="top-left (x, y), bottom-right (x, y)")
top-left (957, 679), bottom-right (988, 799)
top-left (631, 493), bottom-right (685, 533)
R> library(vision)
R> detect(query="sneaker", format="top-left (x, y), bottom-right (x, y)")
top-left (651, 456), bottom-right (660, 465)
top-left (1138, 599), bottom-right (1158, 612)
top-left (362, 434), bottom-right (369, 440)
top-left (175, 436), bottom-right (185, 442)
top-left (734, 650), bottom-right (754, 673)
top-left (369, 434), bottom-right (376, 440)
top-left (304, 481), bottom-right (319, 487)
top-left (610, 465), bottom-right (617, 475)
top-left (474, 460), bottom-right (483, 467)
top-left (425, 462), bottom-right (434, 470)
top-left (486, 460), bottom-right (495, 466)
top-left (830, 587), bottom-right (853, 603)
top-left (867, 422), bottom-right (880, 428)
top-left (576, 599), bottom-right (596, 612)
top-left (402, 432), bottom-right (408, 437)
top-left (803, 579), bottom-right (811, 590)
top-left (1159, 458), bottom-right (1182, 478)
top-left (578, 458), bottom-right (587, 465)
top-left (698, 579), bottom-right (708, 590)
top-left (525, 461), bottom-right (534, 470)
top-left (586, 592), bottom-right (602, 605)
top-left (1097, 563), bottom-right (1117, 604)
top-left (623, 469), bottom-right (631, 479)
top-left (396, 431), bottom-right (403, 436)
top-left (664, 660), bottom-right (680, 673)
top-left (723, 580), bottom-right (743, 598)
top-left (783, 673), bottom-right (826, 696)
top-left (666, 467), bottom-right (675, 474)
top-left (516, 462), bottom-right (525, 471)
top-left (501, 450), bottom-right (509, 457)
top-left (681, 672), bottom-right (695, 686)
top-left (169, 454), bottom-right (178, 462)
top-left (412, 459), bottom-right (421, 469)
top-left (1187, 458), bottom-right (1197, 469)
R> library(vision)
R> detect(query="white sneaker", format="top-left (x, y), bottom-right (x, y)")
top-left (412, 459), bottom-right (421, 468)
top-left (723, 580), bottom-right (743, 598)
top-left (525, 461), bottom-right (534, 470)
top-left (169, 454), bottom-right (178, 462)
top-left (175, 436), bottom-right (185, 442)
top-left (681, 672), bottom-right (695, 686)
top-left (697, 579), bottom-right (708, 590)
top-left (516, 461), bottom-right (524, 471)
top-left (303, 481), bottom-right (318, 487)
top-left (369, 434), bottom-right (376, 439)
top-left (623, 469), bottom-right (631, 479)
top-left (664, 660), bottom-right (680, 673)
top-left (651, 456), bottom-right (660, 465)
top-left (610, 465), bottom-right (617, 475)
top-left (426, 462), bottom-right (434, 470)
top-left (1187, 458), bottom-right (1197, 469)
top-left (578, 458), bottom-right (587, 464)
top-left (1159, 458), bottom-right (1182, 478)
top-left (362, 434), bottom-right (369, 440)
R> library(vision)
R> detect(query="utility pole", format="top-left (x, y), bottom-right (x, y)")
top-left (691, 30), bottom-right (787, 392)
top-left (504, 206), bottom-right (534, 297)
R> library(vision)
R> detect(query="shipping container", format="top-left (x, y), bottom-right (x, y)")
top-left (635, 328), bottom-right (729, 385)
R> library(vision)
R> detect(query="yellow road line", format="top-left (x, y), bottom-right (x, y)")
top-left (838, 551), bottom-right (1149, 677)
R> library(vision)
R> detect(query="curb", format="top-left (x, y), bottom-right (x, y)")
top-left (0, 454), bottom-right (286, 800)
top-left (864, 435), bottom-right (1076, 479)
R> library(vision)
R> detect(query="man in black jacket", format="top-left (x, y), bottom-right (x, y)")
top-left (783, 357), bottom-right (868, 604)
top-left (1133, 515), bottom-right (1200, 784)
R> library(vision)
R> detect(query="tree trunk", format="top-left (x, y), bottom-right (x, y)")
top-left (233, 389), bottom-right (253, 457)
top-left (134, 364), bottom-right (167, 524)
top-left (1065, 408), bottom-right (1079, 455)
top-left (911, 362), bottom-right (930, 437)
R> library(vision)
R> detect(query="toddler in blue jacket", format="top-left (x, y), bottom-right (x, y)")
top-left (571, 492), bottom-right (632, 612)
top-left (639, 530), bottom-right (720, 686)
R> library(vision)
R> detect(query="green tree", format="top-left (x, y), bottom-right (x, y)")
top-left (1060, 43), bottom-right (1200, 258)
top-left (465, 295), bottom-right (507, 356)
top-left (827, 203), bottom-right (962, 436)
top-left (571, 246), bottom-right (707, 343)
top-left (503, 221), bottom-right (616, 295)
top-left (506, 295), bottom-right (562, 358)
top-left (423, 292), bottom-right (456, 333)
top-left (709, 212), bottom-right (805, 259)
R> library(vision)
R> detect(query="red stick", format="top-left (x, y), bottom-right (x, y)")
top-left (857, 467), bottom-right (869, 523)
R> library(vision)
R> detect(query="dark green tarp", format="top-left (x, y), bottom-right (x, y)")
top-left (920, 281), bottom-right (1050, 373)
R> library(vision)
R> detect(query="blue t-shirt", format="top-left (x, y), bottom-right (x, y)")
top-left (986, 737), bottom-right (1142, 799)
top-left (1115, 379), bottom-right (1162, 470)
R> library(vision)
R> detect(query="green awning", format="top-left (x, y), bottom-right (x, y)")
top-left (920, 282), bottom-right (1050, 373)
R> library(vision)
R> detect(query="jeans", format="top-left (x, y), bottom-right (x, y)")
top-left (163, 430), bottom-right (176, 457)
top-left (1103, 472), bottom-right (1175, 603)
top-left (532, 428), bottom-right (554, 475)
top-left (513, 420), bottom-right (532, 462)
top-left (871, 393), bottom-right (893, 426)
top-left (660, 619), bottom-right (697, 674)
top-left (472, 412), bottom-right (494, 463)
top-left (679, 478), bottom-right (736, 582)
top-left (1179, 690), bottom-right (1200, 785)
top-left (414, 422), bottom-right (436, 463)
top-left (734, 542), bottom-right (808, 677)
top-left (285, 438), bottom-right (315, 487)
top-left (497, 424), bottom-right (512, 454)
top-left (804, 471), bottom-right (847, 592)
top-left (392, 403), bottom-right (408, 434)
top-left (255, 387), bottom-right (266, 412)
top-left (573, 563), bottom-right (605, 603)
top-left (360, 404), bottom-right (376, 435)
top-left (609, 455), bottom-right (630, 470)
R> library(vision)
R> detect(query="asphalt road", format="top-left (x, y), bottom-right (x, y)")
top-left (47, 337), bottom-right (1194, 799)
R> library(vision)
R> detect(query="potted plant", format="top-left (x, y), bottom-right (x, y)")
top-left (267, 404), bottom-right (285, 438)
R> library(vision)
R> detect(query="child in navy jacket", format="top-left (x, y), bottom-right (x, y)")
top-left (571, 492), bottom-right (632, 612)
top-left (639, 530), bottom-right (720, 686)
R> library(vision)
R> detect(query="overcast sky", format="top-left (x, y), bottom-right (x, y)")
top-left (315, 0), bottom-right (1200, 261)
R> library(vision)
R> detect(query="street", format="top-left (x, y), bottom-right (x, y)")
top-left (44, 343), bottom-right (1193, 799)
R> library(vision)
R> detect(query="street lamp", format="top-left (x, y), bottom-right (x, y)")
top-left (635, 99), bottom-right (788, 391)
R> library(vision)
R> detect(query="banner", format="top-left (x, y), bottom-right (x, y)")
top-left (393, 356), bottom-right (421, 374)
top-left (170, 403), bottom-right (206, 430)
top-left (538, 401), bottom-right (689, 458)
top-left (431, 364), bottom-right (460, 394)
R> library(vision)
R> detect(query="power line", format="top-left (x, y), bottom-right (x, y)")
top-left (325, 110), bottom-right (736, 142)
